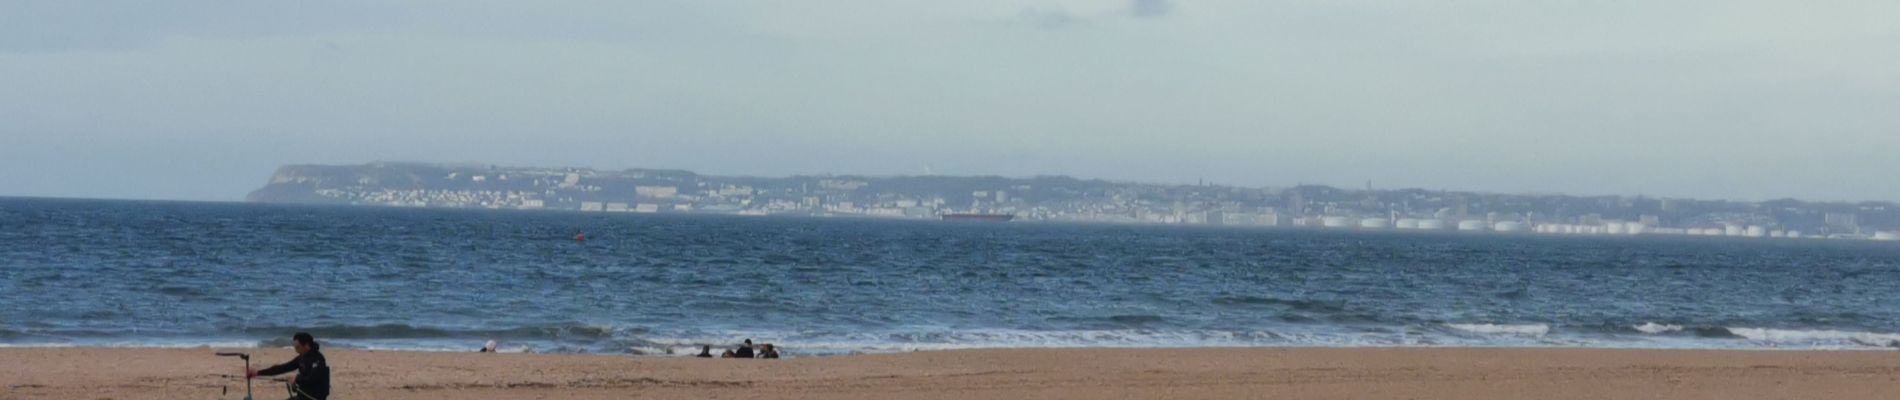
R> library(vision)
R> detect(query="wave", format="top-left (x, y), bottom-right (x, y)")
top-left (1210, 296), bottom-right (1347, 313)
top-left (1445, 323), bottom-right (1550, 336)
top-left (1691, 327), bottom-right (1744, 339)
top-left (8, 324), bottom-right (1900, 354)
top-left (1106, 315), bottom-right (1166, 326)
top-left (229, 323), bottom-right (622, 341)
top-left (1632, 323), bottom-right (1684, 334)
top-left (0, 339), bottom-right (265, 349)
top-left (1725, 328), bottom-right (1900, 348)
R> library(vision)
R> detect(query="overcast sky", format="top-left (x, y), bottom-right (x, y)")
top-left (2, 0), bottom-right (1896, 202)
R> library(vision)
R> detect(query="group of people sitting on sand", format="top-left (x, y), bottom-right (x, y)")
top-left (475, 338), bottom-right (780, 358)
top-left (696, 338), bottom-right (779, 359)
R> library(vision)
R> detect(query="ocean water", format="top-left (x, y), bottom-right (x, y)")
top-left (4, 198), bottom-right (1899, 356)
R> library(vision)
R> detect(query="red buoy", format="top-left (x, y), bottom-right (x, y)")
top-left (574, 233), bottom-right (586, 242)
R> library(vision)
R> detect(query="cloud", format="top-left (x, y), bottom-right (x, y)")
top-left (1130, 0), bottom-right (1172, 18)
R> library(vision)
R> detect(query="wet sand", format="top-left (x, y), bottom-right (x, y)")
top-left (3, 347), bottom-right (1898, 399)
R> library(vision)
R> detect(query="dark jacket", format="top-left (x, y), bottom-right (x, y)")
top-left (257, 350), bottom-right (331, 399)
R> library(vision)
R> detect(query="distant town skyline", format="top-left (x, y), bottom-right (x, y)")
top-left (246, 162), bottom-right (1900, 241)
top-left (7, 158), bottom-right (1900, 206)
top-left (269, 161), bottom-right (1900, 206)
top-left (4, 1), bottom-right (1898, 202)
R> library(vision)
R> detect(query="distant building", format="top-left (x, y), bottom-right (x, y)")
top-left (1458, 220), bottom-right (1487, 231)
top-left (1494, 221), bottom-right (1528, 232)
top-left (580, 201), bottom-right (604, 212)
top-left (820, 180), bottom-right (868, 191)
top-left (715, 186), bottom-right (754, 197)
top-left (1825, 213), bottom-right (1859, 233)
top-left (636, 186), bottom-right (678, 199)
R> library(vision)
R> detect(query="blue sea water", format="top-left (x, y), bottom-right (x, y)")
top-left (3, 197), bottom-right (1899, 356)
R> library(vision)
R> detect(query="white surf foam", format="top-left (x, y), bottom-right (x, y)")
top-left (1445, 323), bottom-right (1550, 336)
top-left (1632, 323), bottom-right (1684, 334)
top-left (1725, 328), bottom-right (1900, 348)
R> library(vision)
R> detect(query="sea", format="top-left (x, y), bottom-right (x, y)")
top-left (4, 197), bottom-right (1899, 356)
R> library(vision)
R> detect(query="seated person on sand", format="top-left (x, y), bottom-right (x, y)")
top-left (733, 339), bottom-right (755, 358)
top-left (479, 340), bottom-right (498, 353)
top-left (696, 345), bottom-right (714, 358)
top-left (721, 349), bottom-right (736, 358)
top-left (757, 343), bottom-right (780, 359)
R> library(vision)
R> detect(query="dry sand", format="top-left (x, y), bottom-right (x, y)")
top-left (3, 347), bottom-right (1898, 399)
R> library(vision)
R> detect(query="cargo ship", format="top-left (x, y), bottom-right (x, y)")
top-left (941, 213), bottom-right (1015, 222)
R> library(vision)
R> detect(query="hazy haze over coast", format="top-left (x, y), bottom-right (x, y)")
top-left (2, 0), bottom-right (1897, 202)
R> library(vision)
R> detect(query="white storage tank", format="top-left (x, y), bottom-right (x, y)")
top-left (1787, 230), bottom-right (1803, 239)
top-left (1458, 220), bottom-right (1488, 231)
top-left (1605, 222), bottom-right (1627, 235)
top-left (1494, 221), bottom-right (1529, 232)
top-left (1418, 219), bottom-right (1449, 230)
top-left (1626, 223), bottom-right (1647, 235)
top-left (1724, 224), bottom-right (1745, 236)
top-left (1396, 218), bottom-right (1421, 229)
top-left (1875, 231), bottom-right (1900, 241)
top-left (1360, 218), bottom-right (1390, 229)
top-left (1746, 226), bottom-right (1768, 237)
top-left (1321, 216), bottom-right (1351, 228)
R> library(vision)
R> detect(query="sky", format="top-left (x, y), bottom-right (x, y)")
top-left (1, 0), bottom-right (1896, 202)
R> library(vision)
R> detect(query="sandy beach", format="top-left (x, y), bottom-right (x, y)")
top-left (3, 347), bottom-right (1897, 399)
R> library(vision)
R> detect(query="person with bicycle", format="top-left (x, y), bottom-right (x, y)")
top-left (248, 332), bottom-right (331, 400)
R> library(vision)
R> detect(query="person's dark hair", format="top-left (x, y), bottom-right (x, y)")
top-left (293, 332), bottom-right (319, 351)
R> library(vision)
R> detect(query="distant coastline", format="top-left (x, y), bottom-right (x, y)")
top-left (243, 162), bottom-right (1900, 242)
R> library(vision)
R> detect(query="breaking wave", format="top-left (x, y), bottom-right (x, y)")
top-left (1445, 323), bottom-right (1550, 336)
top-left (1632, 323), bottom-right (1684, 334)
top-left (1725, 328), bottom-right (1900, 348)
